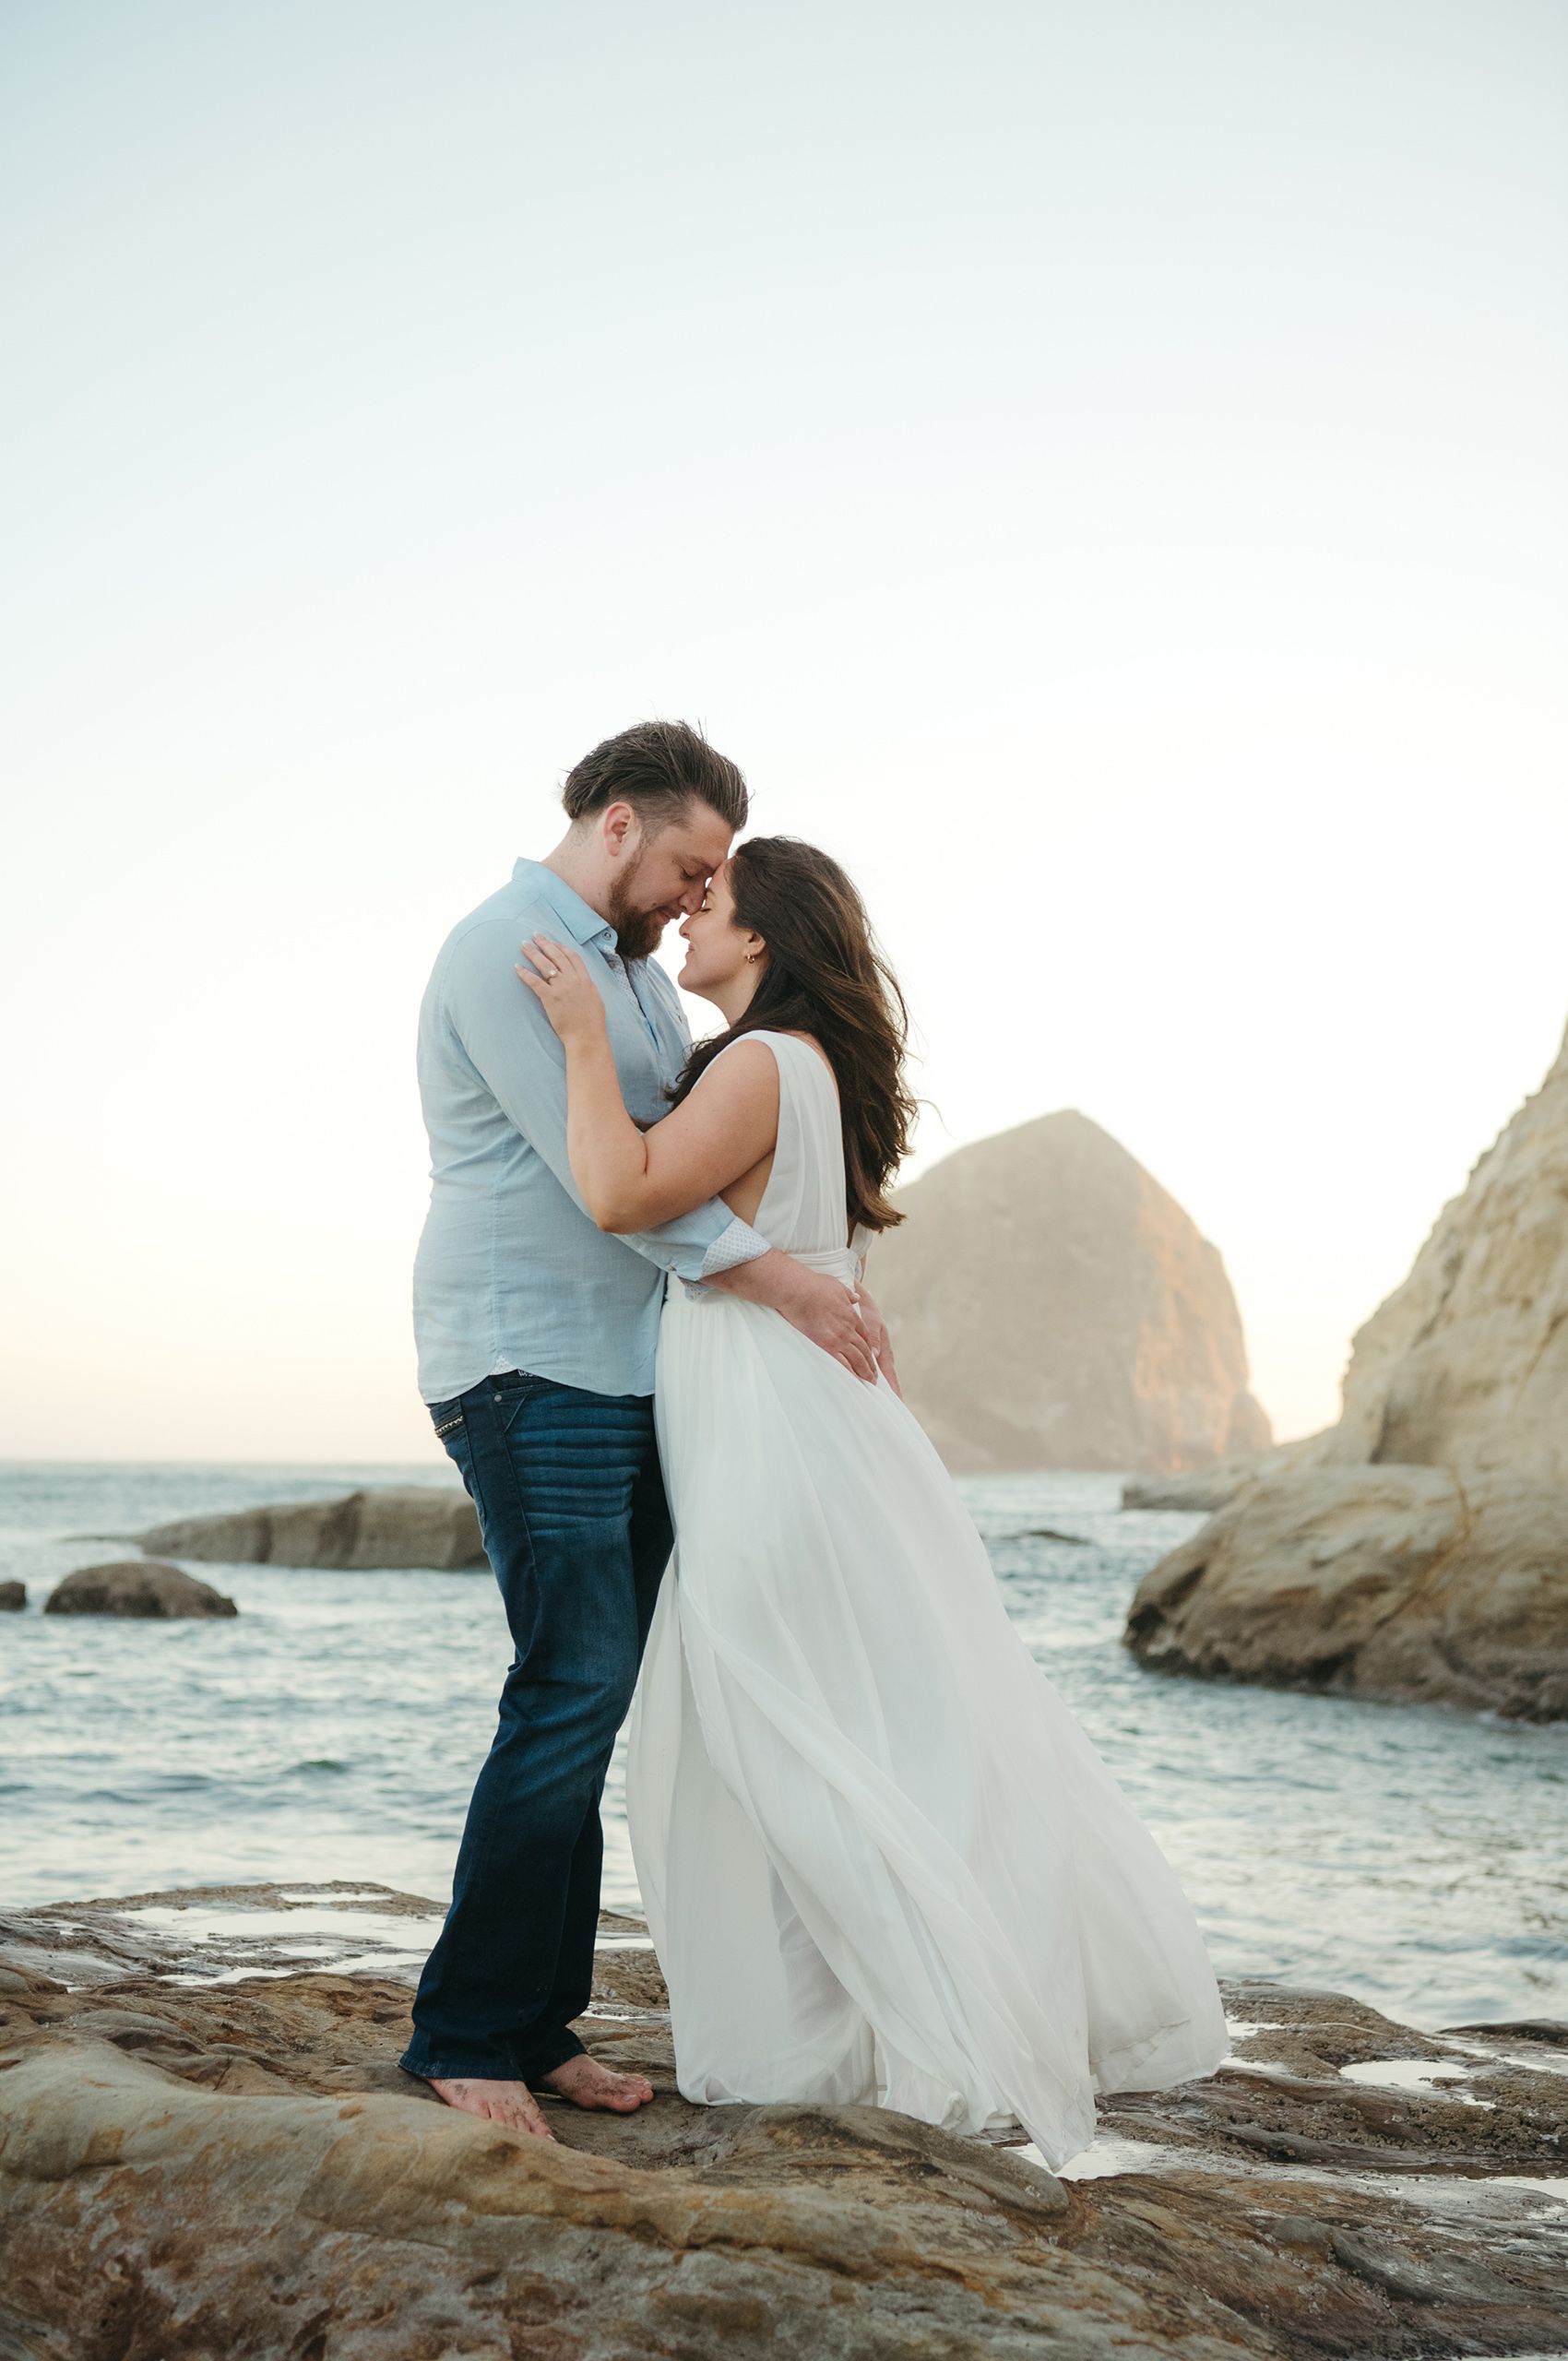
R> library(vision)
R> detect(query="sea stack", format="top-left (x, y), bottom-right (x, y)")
top-left (872, 1109), bottom-right (1270, 1474)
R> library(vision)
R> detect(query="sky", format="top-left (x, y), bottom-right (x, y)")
top-left (3, 0), bottom-right (1565, 1464)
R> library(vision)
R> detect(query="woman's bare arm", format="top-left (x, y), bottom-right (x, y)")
top-left (570, 1031), bottom-right (778, 1229)
top-left (517, 935), bottom-right (779, 1230)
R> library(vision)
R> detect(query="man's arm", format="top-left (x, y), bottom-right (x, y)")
top-left (851, 1272), bottom-right (900, 1396)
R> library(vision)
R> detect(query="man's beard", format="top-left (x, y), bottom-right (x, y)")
top-left (606, 852), bottom-right (667, 961)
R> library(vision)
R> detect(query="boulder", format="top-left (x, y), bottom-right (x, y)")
top-left (0, 1582), bottom-right (24, 1611)
top-left (873, 1109), bottom-right (1271, 1473)
top-left (44, 1561), bottom-right (238, 1619)
top-left (1125, 1465), bottom-right (1568, 1718)
top-left (1, 1883), bottom-right (1564, 2361)
top-left (137, 1486), bottom-right (483, 1572)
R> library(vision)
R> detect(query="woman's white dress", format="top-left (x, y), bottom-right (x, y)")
top-left (626, 1029), bottom-right (1228, 2166)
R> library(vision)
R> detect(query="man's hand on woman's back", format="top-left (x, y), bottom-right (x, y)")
top-left (707, 1252), bottom-right (879, 1382)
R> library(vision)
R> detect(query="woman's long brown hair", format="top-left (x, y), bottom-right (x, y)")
top-left (668, 836), bottom-right (917, 1234)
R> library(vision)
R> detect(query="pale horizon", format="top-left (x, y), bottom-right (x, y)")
top-left (4, 0), bottom-right (1565, 1465)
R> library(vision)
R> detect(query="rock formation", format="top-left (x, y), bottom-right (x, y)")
top-left (44, 1561), bottom-right (237, 1619)
top-left (1127, 1018), bottom-right (1568, 1715)
top-left (872, 1109), bottom-right (1271, 1474)
top-left (0, 1582), bottom-right (24, 1611)
top-left (137, 1486), bottom-right (483, 1572)
top-left (2, 1882), bottom-right (1564, 2359)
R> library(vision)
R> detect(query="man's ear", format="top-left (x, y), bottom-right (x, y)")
top-left (602, 801), bottom-right (638, 859)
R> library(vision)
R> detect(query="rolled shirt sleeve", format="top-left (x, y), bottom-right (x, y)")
top-left (698, 1215), bottom-right (775, 1279)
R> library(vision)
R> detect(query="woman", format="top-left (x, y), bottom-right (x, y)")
top-left (517, 836), bottom-right (1228, 2166)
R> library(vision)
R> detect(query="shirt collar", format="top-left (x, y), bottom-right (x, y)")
top-left (512, 858), bottom-right (618, 955)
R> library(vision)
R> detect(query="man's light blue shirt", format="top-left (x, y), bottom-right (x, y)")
top-left (412, 859), bottom-right (770, 1402)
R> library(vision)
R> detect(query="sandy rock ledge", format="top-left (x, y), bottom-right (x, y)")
top-left (2, 1882), bottom-right (1565, 2358)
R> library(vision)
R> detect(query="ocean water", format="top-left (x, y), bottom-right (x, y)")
top-left (2, 1460), bottom-right (1563, 2033)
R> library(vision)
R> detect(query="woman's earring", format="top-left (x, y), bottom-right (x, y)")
top-left (744, 950), bottom-right (762, 963)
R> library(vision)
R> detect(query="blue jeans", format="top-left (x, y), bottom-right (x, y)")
top-left (398, 1367), bottom-right (671, 2083)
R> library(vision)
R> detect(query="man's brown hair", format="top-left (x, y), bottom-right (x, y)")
top-left (561, 720), bottom-right (748, 835)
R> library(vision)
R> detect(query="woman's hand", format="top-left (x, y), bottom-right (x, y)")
top-left (516, 935), bottom-right (608, 1046)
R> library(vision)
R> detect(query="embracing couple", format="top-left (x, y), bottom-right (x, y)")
top-left (400, 719), bottom-right (1226, 2166)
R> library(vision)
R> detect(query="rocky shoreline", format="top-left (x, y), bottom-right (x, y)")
top-left (3, 1882), bottom-right (1565, 2358)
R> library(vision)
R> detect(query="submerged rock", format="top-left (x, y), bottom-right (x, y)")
top-left (2, 1882), bottom-right (1564, 2359)
top-left (872, 1109), bottom-right (1271, 1475)
top-left (44, 1561), bottom-right (238, 1619)
top-left (1125, 1465), bottom-right (1568, 1718)
top-left (136, 1485), bottom-right (484, 1572)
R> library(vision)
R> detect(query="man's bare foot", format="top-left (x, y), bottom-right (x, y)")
top-left (427, 2076), bottom-right (556, 2141)
top-left (540, 2053), bottom-right (656, 2113)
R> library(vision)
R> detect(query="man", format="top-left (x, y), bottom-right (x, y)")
top-left (400, 719), bottom-right (885, 2142)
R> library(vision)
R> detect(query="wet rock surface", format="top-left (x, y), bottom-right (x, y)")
top-left (0, 1579), bottom-right (25, 1609)
top-left (2, 1884), bottom-right (1564, 2358)
top-left (134, 1485), bottom-right (484, 1572)
top-left (42, 1560), bottom-right (238, 1618)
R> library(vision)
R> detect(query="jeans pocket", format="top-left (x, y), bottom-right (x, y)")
top-left (485, 1368), bottom-right (550, 1441)
top-left (427, 1394), bottom-right (468, 1442)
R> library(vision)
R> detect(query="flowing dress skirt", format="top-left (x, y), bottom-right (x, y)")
top-left (626, 1284), bottom-right (1229, 2167)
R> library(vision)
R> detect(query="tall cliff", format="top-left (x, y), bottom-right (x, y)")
top-left (1125, 1015), bottom-right (1568, 1718)
top-left (870, 1109), bottom-right (1271, 1475)
top-left (1324, 1016), bottom-right (1568, 1480)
